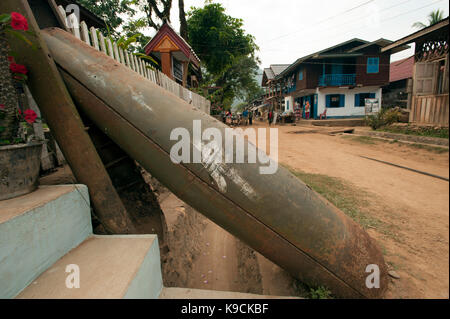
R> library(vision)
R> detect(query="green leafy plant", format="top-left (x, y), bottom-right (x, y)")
top-left (366, 108), bottom-right (400, 130)
top-left (133, 52), bottom-right (158, 66)
top-left (380, 125), bottom-right (449, 139)
top-left (309, 286), bottom-right (333, 299)
top-left (412, 9), bottom-right (445, 29)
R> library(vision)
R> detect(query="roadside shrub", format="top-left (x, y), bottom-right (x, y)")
top-left (366, 108), bottom-right (400, 130)
top-left (381, 125), bottom-right (449, 139)
top-left (309, 286), bottom-right (333, 299)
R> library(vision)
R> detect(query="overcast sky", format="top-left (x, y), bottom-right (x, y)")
top-left (146, 0), bottom-right (448, 68)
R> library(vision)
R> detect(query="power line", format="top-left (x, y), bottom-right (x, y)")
top-left (184, 0), bottom-right (416, 54)
top-left (261, 0), bottom-right (443, 57)
top-left (266, 0), bottom-right (377, 42)
top-left (189, 0), bottom-right (378, 49)
top-left (262, 0), bottom-right (416, 51)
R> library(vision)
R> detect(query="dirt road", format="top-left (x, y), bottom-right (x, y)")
top-left (250, 121), bottom-right (449, 298)
top-left (160, 120), bottom-right (448, 299)
top-left (160, 192), bottom-right (290, 296)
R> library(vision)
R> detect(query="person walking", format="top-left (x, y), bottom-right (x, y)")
top-left (242, 109), bottom-right (249, 125)
top-left (268, 109), bottom-right (273, 126)
top-left (249, 110), bottom-right (253, 125)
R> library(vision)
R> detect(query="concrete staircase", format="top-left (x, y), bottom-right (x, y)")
top-left (0, 184), bottom-right (297, 299)
top-left (0, 185), bottom-right (162, 299)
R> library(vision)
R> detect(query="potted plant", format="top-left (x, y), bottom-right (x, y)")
top-left (0, 11), bottom-right (42, 201)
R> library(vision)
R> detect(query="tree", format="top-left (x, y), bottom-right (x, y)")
top-left (76, 0), bottom-right (135, 32)
top-left (120, 17), bottom-right (151, 53)
top-left (187, 3), bottom-right (261, 108)
top-left (77, 1), bottom-right (151, 53)
top-left (412, 9), bottom-right (445, 29)
top-left (142, 0), bottom-right (173, 30)
top-left (178, 0), bottom-right (188, 41)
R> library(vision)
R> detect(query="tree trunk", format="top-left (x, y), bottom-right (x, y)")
top-left (0, 31), bottom-right (19, 143)
top-left (178, 0), bottom-right (188, 41)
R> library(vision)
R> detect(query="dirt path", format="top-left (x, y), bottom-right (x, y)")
top-left (188, 221), bottom-right (241, 291)
top-left (159, 192), bottom-right (269, 295)
top-left (249, 121), bottom-right (449, 298)
top-left (44, 121), bottom-right (449, 298)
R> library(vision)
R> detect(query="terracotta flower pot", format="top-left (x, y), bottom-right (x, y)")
top-left (0, 141), bottom-right (43, 201)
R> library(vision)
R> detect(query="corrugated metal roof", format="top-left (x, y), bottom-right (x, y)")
top-left (389, 56), bottom-right (414, 82)
top-left (264, 68), bottom-right (275, 80)
top-left (270, 64), bottom-right (290, 76)
top-left (275, 38), bottom-right (373, 79)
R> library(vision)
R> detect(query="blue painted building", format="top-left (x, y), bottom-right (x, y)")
top-left (275, 38), bottom-right (408, 119)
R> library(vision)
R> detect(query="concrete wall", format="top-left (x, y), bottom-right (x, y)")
top-left (316, 86), bottom-right (382, 118)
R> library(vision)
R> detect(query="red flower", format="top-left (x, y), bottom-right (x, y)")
top-left (23, 109), bottom-right (37, 124)
top-left (9, 62), bottom-right (28, 75)
top-left (10, 12), bottom-right (28, 31)
top-left (0, 104), bottom-right (5, 110)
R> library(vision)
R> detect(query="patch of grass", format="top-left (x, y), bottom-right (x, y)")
top-left (286, 166), bottom-right (383, 230)
top-left (285, 165), bottom-right (402, 243)
top-left (380, 125), bottom-right (449, 139)
top-left (342, 135), bottom-right (377, 144)
top-left (387, 261), bottom-right (400, 271)
top-left (342, 135), bottom-right (449, 154)
top-left (407, 143), bottom-right (448, 154)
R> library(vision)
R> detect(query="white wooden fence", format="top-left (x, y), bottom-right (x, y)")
top-left (56, 6), bottom-right (211, 115)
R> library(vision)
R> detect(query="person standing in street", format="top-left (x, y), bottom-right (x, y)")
top-left (242, 109), bottom-right (249, 125)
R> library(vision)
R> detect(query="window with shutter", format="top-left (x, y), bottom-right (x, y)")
top-left (367, 57), bottom-right (379, 74)
top-left (339, 95), bottom-right (345, 107)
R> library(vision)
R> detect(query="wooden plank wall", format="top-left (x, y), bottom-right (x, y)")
top-left (410, 94), bottom-right (449, 126)
top-left (56, 6), bottom-right (211, 115)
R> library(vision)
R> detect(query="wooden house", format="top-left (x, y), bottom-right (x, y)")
top-left (382, 56), bottom-right (414, 109)
top-left (274, 38), bottom-right (407, 119)
top-left (145, 23), bottom-right (201, 88)
top-left (261, 64), bottom-right (290, 112)
top-left (382, 18), bottom-right (449, 126)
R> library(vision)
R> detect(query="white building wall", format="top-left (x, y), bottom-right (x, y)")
top-left (316, 86), bottom-right (382, 118)
top-left (284, 96), bottom-right (294, 113)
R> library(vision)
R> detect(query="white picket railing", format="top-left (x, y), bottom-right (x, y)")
top-left (56, 6), bottom-right (210, 114)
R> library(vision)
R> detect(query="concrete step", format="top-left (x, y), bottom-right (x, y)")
top-left (311, 118), bottom-right (365, 127)
top-left (16, 235), bottom-right (163, 299)
top-left (160, 287), bottom-right (300, 299)
top-left (0, 185), bottom-right (92, 298)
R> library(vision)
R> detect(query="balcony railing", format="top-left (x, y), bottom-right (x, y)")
top-left (319, 74), bottom-right (356, 86)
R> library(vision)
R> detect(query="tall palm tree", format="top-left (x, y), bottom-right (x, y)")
top-left (412, 9), bottom-right (445, 29)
